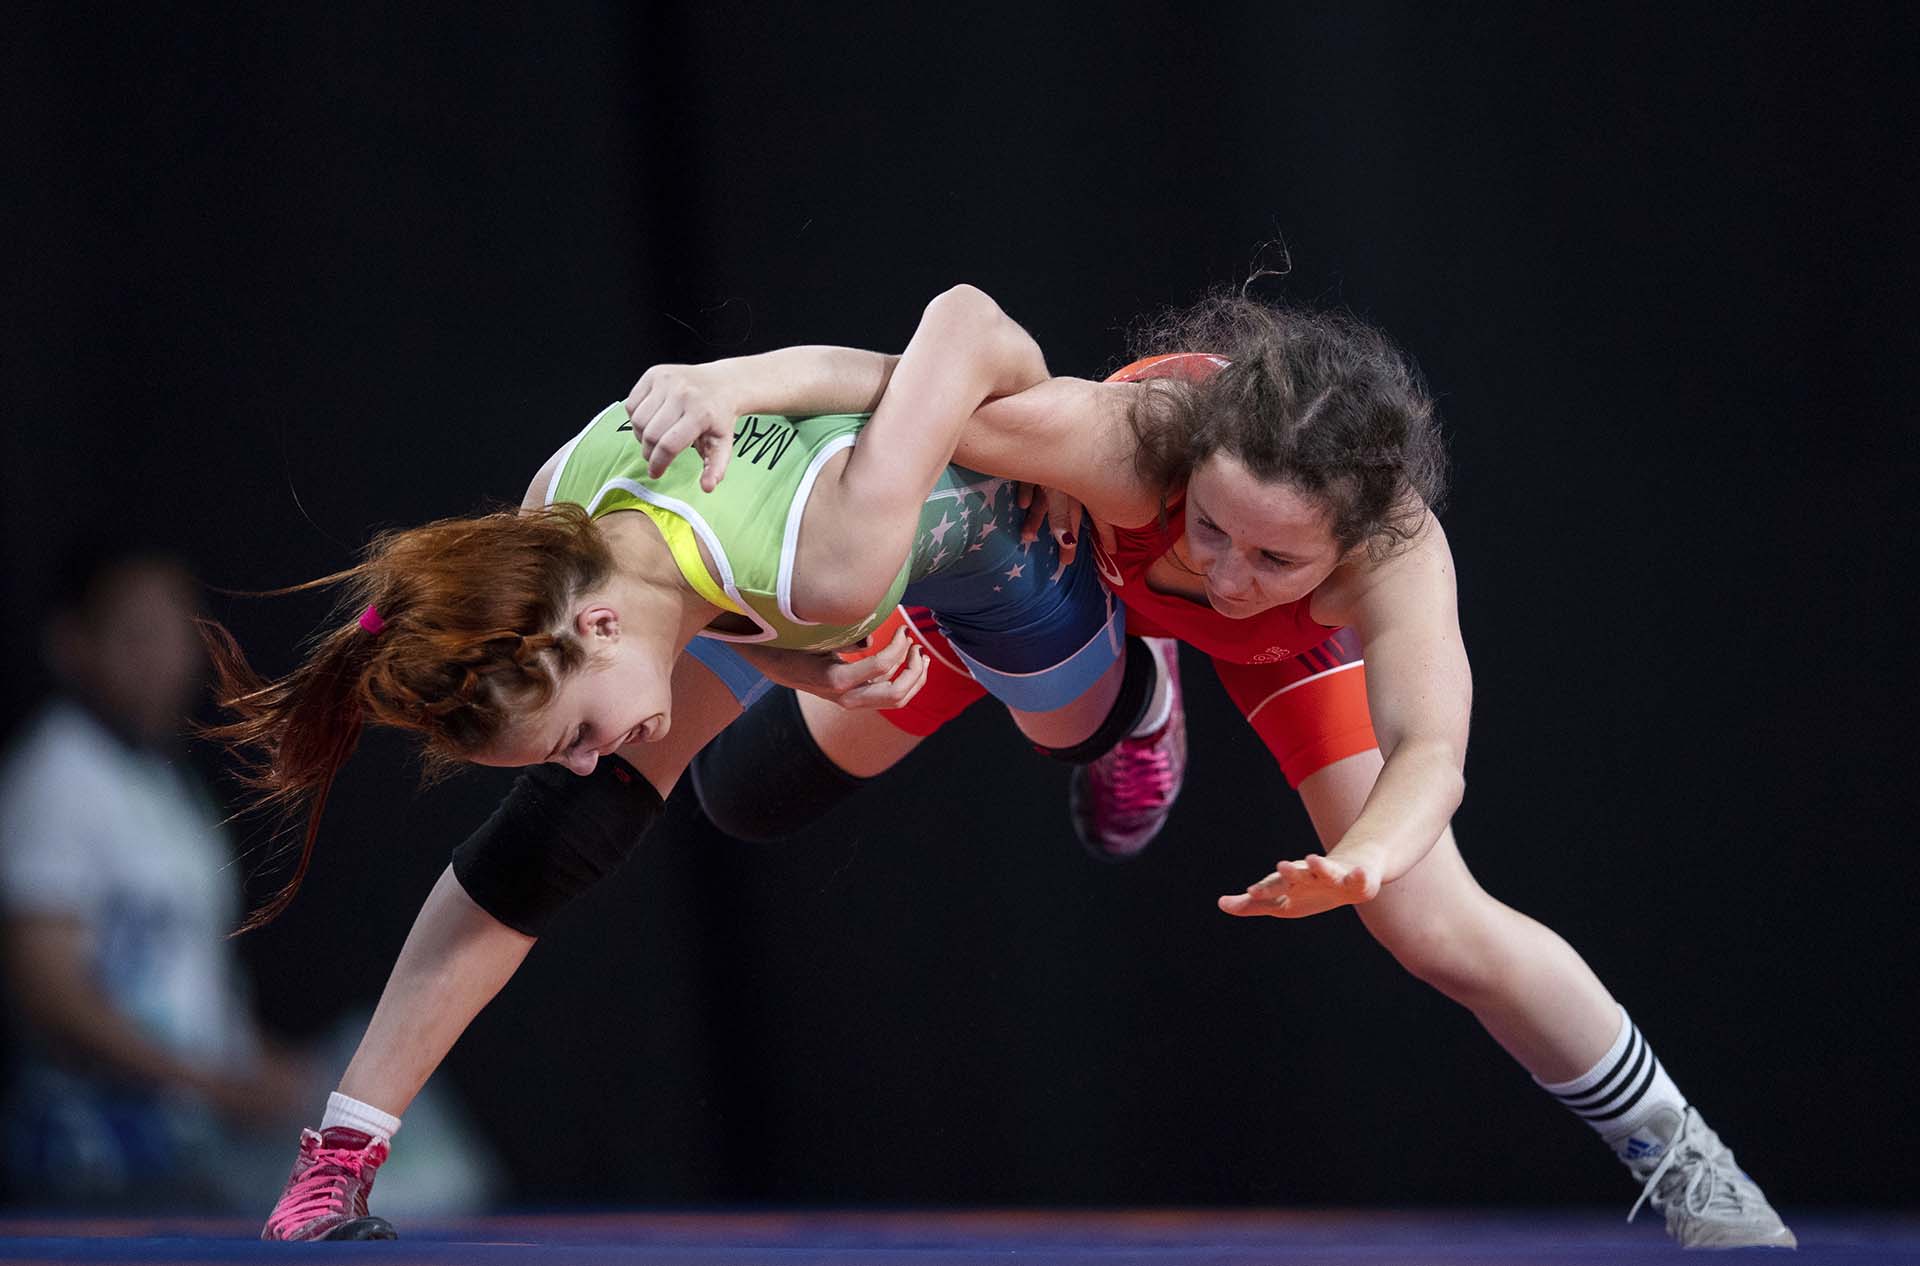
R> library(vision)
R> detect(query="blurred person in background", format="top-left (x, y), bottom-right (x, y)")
top-left (0, 538), bottom-right (311, 1210)
top-left (0, 538), bottom-right (500, 1215)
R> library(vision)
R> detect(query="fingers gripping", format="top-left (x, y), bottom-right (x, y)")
top-left (1014, 484), bottom-right (1083, 568)
top-left (624, 366), bottom-right (736, 489)
top-left (833, 624), bottom-right (929, 710)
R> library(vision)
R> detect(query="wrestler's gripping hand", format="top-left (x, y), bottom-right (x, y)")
top-left (1217, 852), bottom-right (1382, 919)
top-left (730, 624), bottom-right (931, 711)
top-left (625, 364), bottom-right (738, 490)
top-left (1014, 484), bottom-right (1084, 570)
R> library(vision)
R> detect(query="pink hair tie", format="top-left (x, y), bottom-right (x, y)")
top-left (358, 604), bottom-right (387, 635)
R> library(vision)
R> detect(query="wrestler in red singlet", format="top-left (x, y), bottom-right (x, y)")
top-left (699, 331), bottom-right (1799, 1252)
top-left (876, 352), bottom-right (1377, 788)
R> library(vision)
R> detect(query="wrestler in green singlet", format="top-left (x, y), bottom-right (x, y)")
top-left (546, 403), bottom-right (1012, 654)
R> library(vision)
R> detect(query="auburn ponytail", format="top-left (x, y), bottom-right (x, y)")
top-left (199, 503), bottom-right (614, 930)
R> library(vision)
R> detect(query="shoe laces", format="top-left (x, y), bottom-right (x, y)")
top-left (1104, 735), bottom-right (1175, 814)
top-left (1627, 1107), bottom-right (1752, 1225)
top-left (265, 1137), bottom-right (375, 1238)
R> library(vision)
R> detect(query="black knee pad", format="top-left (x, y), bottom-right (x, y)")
top-left (1032, 635), bottom-right (1157, 765)
top-left (690, 688), bottom-right (868, 842)
top-left (450, 756), bottom-right (663, 936)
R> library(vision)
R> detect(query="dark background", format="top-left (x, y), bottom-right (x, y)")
top-left (5, 3), bottom-right (1914, 1211)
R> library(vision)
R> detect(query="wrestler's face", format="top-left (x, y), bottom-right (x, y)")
top-left (1180, 452), bottom-right (1348, 617)
top-left (477, 606), bottom-right (672, 774)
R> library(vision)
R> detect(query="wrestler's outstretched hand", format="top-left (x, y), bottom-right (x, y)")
top-left (625, 364), bottom-right (737, 489)
top-left (1217, 852), bottom-right (1381, 919)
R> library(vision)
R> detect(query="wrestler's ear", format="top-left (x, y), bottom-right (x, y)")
top-left (574, 603), bottom-right (620, 643)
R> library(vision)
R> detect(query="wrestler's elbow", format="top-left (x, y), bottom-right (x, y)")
top-left (924, 285), bottom-right (1044, 396)
top-left (924, 283), bottom-right (1001, 328)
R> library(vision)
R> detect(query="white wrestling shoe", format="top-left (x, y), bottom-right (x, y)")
top-left (1624, 1106), bottom-right (1796, 1249)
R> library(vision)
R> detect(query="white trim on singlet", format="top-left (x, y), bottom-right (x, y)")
top-left (542, 408), bottom-right (608, 507)
top-left (776, 432), bottom-right (858, 626)
top-left (1241, 658), bottom-right (1365, 725)
top-left (585, 480), bottom-right (779, 643)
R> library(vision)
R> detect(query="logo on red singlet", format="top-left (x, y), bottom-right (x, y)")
top-left (1249, 647), bottom-right (1291, 664)
top-left (1089, 533), bottom-right (1125, 589)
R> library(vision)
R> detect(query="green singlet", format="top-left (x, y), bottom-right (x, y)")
top-left (546, 402), bottom-right (923, 652)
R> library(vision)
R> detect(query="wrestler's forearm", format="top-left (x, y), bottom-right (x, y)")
top-left (1329, 739), bottom-right (1464, 883)
top-left (335, 865), bottom-right (534, 1116)
top-left (711, 346), bottom-right (899, 417)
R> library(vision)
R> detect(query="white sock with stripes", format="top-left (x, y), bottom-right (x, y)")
top-left (1536, 1006), bottom-right (1687, 1164)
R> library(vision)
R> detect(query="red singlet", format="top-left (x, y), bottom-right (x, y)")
top-left (880, 353), bottom-right (1380, 787)
top-left (1088, 494), bottom-right (1336, 667)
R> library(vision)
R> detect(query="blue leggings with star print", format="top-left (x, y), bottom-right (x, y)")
top-left (687, 462), bottom-right (1124, 714)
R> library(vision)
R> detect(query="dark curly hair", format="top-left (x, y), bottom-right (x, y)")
top-left (1124, 292), bottom-right (1447, 559)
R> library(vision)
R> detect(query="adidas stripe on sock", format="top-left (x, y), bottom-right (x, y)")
top-left (1536, 1005), bottom-right (1686, 1160)
top-left (322, 1090), bottom-right (403, 1143)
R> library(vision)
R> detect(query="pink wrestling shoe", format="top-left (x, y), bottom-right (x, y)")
top-left (1070, 637), bottom-right (1187, 860)
top-left (261, 1126), bottom-right (397, 1241)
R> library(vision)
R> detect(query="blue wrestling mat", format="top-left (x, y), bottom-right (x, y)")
top-left (0, 1210), bottom-right (1911, 1263)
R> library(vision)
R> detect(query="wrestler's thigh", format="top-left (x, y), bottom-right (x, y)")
top-left (798, 690), bottom-right (926, 778)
